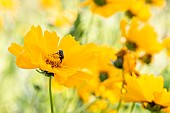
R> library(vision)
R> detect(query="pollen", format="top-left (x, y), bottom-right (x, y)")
top-left (45, 53), bottom-right (63, 68)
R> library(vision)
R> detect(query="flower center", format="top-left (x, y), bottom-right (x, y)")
top-left (144, 102), bottom-right (163, 112)
top-left (113, 49), bottom-right (127, 69)
top-left (99, 72), bottom-right (109, 82)
top-left (125, 10), bottom-right (135, 19)
top-left (94, 0), bottom-right (107, 6)
top-left (126, 41), bottom-right (137, 51)
top-left (139, 53), bottom-right (152, 64)
top-left (45, 50), bottom-right (64, 68)
top-left (145, 0), bottom-right (152, 4)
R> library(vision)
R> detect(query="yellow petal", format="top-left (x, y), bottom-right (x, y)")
top-left (16, 50), bottom-right (38, 69)
top-left (58, 35), bottom-right (79, 52)
top-left (64, 43), bottom-right (98, 69)
top-left (154, 89), bottom-right (170, 107)
top-left (8, 43), bottom-right (23, 56)
top-left (120, 19), bottom-right (127, 37)
top-left (54, 66), bottom-right (78, 85)
top-left (24, 26), bottom-right (46, 56)
top-left (122, 74), bottom-right (164, 102)
top-left (63, 70), bottom-right (93, 87)
top-left (44, 30), bottom-right (60, 54)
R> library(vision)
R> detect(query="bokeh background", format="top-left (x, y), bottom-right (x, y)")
top-left (1, 0), bottom-right (170, 113)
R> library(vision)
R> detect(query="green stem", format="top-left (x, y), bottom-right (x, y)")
top-left (130, 103), bottom-right (135, 113)
top-left (49, 76), bottom-right (54, 113)
top-left (84, 14), bottom-right (94, 43)
top-left (29, 90), bottom-right (38, 113)
top-left (74, 98), bottom-right (97, 113)
top-left (117, 99), bottom-right (122, 113)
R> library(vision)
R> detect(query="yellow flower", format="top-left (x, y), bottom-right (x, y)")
top-left (122, 73), bottom-right (170, 112)
top-left (163, 37), bottom-right (170, 56)
top-left (126, 1), bottom-right (151, 21)
top-left (0, 17), bottom-right (3, 28)
top-left (140, 0), bottom-right (166, 7)
top-left (39, 0), bottom-right (77, 28)
top-left (8, 26), bottom-right (98, 87)
top-left (114, 48), bottom-right (138, 74)
top-left (53, 10), bottom-right (77, 27)
top-left (123, 51), bottom-right (137, 74)
top-left (81, 0), bottom-right (133, 17)
top-left (154, 89), bottom-right (170, 107)
top-left (78, 45), bottom-right (122, 104)
top-left (39, 0), bottom-right (60, 9)
top-left (0, 0), bottom-right (16, 10)
top-left (88, 99), bottom-right (108, 112)
top-left (120, 18), bottom-right (163, 55)
top-left (122, 74), bottom-right (164, 102)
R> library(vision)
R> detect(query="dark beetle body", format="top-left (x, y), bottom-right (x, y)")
top-left (58, 50), bottom-right (64, 62)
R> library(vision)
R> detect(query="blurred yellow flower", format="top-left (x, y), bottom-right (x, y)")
top-left (0, 0), bottom-right (17, 10)
top-left (122, 73), bottom-right (170, 112)
top-left (78, 45), bottom-right (122, 105)
top-left (122, 74), bottom-right (164, 102)
top-left (163, 37), bottom-right (170, 56)
top-left (123, 51), bottom-right (137, 74)
top-left (140, 0), bottom-right (166, 7)
top-left (125, 1), bottom-right (151, 21)
top-left (53, 10), bottom-right (77, 27)
top-left (39, 0), bottom-right (77, 28)
top-left (88, 99), bottom-right (108, 112)
top-left (154, 89), bottom-right (170, 107)
top-left (0, 0), bottom-right (18, 26)
top-left (39, 0), bottom-right (60, 9)
top-left (0, 17), bottom-right (3, 28)
top-left (8, 26), bottom-right (98, 87)
top-left (81, 0), bottom-right (133, 17)
top-left (114, 48), bottom-right (138, 75)
top-left (120, 18), bottom-right (163, 55)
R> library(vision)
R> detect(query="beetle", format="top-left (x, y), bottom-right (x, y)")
top-left (58, 50), bottom-right (64, 62)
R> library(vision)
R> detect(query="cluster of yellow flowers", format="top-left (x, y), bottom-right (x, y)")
top-left (82, 0), bottom-right (165, 20)
top-left (8, 0), bottom-right (170, 113)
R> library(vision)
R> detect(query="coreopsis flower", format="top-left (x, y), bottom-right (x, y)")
top-left (78, 45), bottom-right (122, 105)
top-left (8, 26), bottom-right (98, 87)
top-left (154, 89), bottom-right (170, 107)
top-left (125, 1), bottom-right (151, 21)
top-left (120, 18), bottom-right (163, 55)
top-left (123, 51), bottom-right (137, 74)
top-left (39, 0), bottom-right (60, 9)
top-left (163, 37), bottom-right (170, 56)
top-left (52, 10), bottom-right (77, 27)
top-left (0, 0), bottom-right (18, 27)
top-left (81, 0), bottom-right (133, 17)
top-left (39, 0), bottom-right (77, 28)
top-left (122, 73), bottom-right (170, 112)
top-left (122, 74), bottom-right (163, 102)
top-left (88, 99), bottom-right (108, 112)
top-left (0, 0), bottom-right (17, 11)
top-left (0, 17), bottom-right (3, 28)
top-left (113, 48), bottom-right (138, 75)
top-left (140, 0), bottom-right (166, 7)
